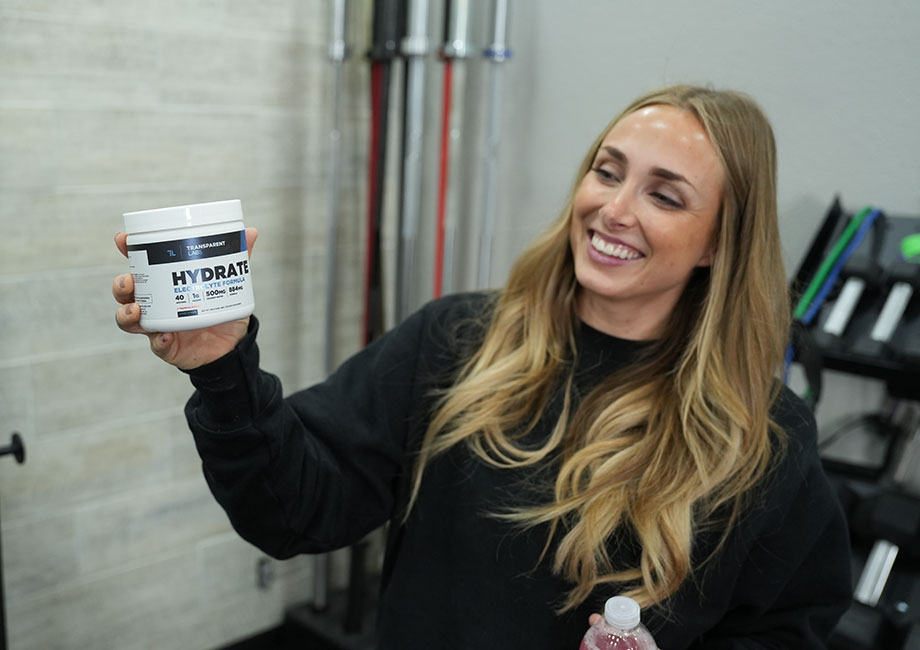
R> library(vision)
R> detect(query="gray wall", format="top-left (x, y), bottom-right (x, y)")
top-left (0, 1), bottom-right (370, 648)
top-left (492, 1), bottom-right (920, 435)
top-left (0, 1), bottom-right (918, 648)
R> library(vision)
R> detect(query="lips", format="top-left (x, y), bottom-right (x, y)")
top-left (589, 231), bottom-right (643, 260)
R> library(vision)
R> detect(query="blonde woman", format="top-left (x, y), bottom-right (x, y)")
top-left (114, 85), bottom-right (851, 649)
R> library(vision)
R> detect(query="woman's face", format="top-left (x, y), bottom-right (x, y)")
top-left (569, 104), bottom-right (724, 340)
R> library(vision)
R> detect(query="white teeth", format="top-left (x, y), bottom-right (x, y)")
top-left (591, 233), bottom-right (640, 260)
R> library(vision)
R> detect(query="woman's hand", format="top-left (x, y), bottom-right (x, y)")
top-left (113, 228), bottom-right (258, 370)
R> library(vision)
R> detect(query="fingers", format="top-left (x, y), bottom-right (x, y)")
top-left (114, 232), bottom-right (128, 257)
top-left (112, 235), bottom-right (136, 331)
top-left (114, 301), bottom-right (147, 334)
top-left (114, 306), bottom-right (176, 365)
top-left (244, 227), bottom-right (258, 258)
top-left (112, 272), bottom-right (135, 305)
top-left (588, 613), bottom-right (602, 626)
top-left (115, 300), bottom-right (174, 364)
top-left (113, 267), bottom-right (146, 334)
top-left (112, 249), bottom-right (147, 334)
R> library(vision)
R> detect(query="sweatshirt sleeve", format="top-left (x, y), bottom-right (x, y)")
top-left (688, 390), bottom-right (853, 650)
top-left (182, 303), bottom-right (448, 559)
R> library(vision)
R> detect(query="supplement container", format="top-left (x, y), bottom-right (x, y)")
top-left (123, 199), bottom-right (255, 332)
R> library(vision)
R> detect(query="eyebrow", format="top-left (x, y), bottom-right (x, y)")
top-left (600, 145), bottom-right (696, 190)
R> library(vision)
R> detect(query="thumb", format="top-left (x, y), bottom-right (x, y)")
top-left (245, 227), bottom-right (258, 258)
top-left (114, 232), bottom-right (129, 258)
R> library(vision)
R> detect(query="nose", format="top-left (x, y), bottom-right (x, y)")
top-left (598, 186), bottom-right (637, 230)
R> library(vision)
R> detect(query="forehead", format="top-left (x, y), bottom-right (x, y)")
top-left (604, 104), bottom-right (709, 147)
top-left (599, 105), bottom-right (723, 185)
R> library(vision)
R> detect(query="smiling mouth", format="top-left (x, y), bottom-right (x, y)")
top-left (590, 232), bottom-right (642, 260)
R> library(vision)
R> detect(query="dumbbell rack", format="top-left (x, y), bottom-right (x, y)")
top-left (791, 198), bottom-right (920, 649)
top-left (790, 197), bottom-right (920, 399)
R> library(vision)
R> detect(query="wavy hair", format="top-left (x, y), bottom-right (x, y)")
top-left (408, 85), bottom-right (790, 611)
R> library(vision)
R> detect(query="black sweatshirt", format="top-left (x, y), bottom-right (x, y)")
top-left (184, 292), bottom-right (852, 650)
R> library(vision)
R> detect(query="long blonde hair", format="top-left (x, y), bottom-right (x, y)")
top-left (408, 85), bottom-right (790, 611)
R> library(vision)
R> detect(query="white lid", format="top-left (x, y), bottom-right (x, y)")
top-left (604, 596), bottom-right (641, 629)
top-left (123, 199), bottom-right (243, 234)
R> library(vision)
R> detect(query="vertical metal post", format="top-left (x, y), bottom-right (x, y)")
top-left (436, 0), bottom-right (473, 296)
top-left (313, 0), bottom-right (350, 613)
top-left (396, 0), bottom-right (431, 322)
top-left (324, 0), bottom-right (348, 387)
top-left (364, 0), bottom-right (405, 345)
top-left (477, 0), bottom-right (511, 289)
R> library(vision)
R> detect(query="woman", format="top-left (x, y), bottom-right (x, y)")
top-left (113, 85), bottom-right (851, 649)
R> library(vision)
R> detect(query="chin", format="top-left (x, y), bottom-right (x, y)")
top-left (574, 268), bottom-right (621, 303)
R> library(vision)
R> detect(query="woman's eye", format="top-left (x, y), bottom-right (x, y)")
top-left (591, 167), bottom-right (619, 182)
top-left (651, 191), bottom-right (682, 209)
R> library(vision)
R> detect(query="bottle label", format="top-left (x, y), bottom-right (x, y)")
top-left (127, 230), bottom-right (253, 323)
top-left (581, 625), bottom-right (656, 650)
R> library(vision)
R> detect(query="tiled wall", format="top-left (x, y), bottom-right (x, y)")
top-left (0, 2), bottom-right (371, 648)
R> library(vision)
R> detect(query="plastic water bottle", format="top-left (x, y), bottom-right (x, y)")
top-left (579, 596), bottom-right (657, 650)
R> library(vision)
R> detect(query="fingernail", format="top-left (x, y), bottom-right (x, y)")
top-left (124, 304), bottom-right (132, 316)
top-left (159, 334), bottom-right (169, 345)
top-left (118, 275), bottom-right (126, 289)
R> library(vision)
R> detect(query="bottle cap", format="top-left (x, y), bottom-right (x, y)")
top-left (123, 199), bottom-right (242, 235)
top-left (604, 596), bottom-right (641, 629)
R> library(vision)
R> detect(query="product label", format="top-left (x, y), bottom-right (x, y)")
top-left (127, 230), bottom-right (253, 323)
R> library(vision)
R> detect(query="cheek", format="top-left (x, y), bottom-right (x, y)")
top-left (652, 220), bottom-right (707, 258)
top-left (571, 179), bottom-right (594, 217)
top-left (569, 203), bottom-right (589, 239)
top-left (571, 201), bottom-right (586, 226)
top-left (568, 220), bottom-right (580, 258)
